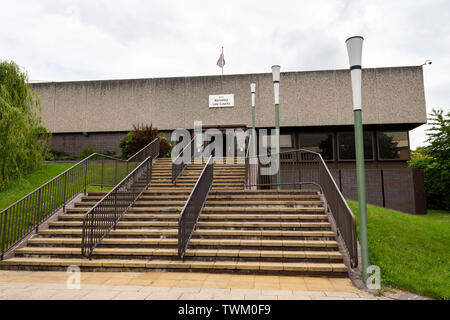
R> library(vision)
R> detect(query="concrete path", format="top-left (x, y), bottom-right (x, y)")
top-left (0, 270), bottom-right (387, 300)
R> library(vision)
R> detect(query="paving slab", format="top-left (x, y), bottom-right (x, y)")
top-left (0, 270), bottom-right (387, 300)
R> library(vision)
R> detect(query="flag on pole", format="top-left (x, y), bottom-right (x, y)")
top-left (216, 51), bottom-right (225, 68)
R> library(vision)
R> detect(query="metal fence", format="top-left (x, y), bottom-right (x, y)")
top-left (245, 149), bottom-right (358, 267)
top-left (81, 156), bottom-right (154, 258)
top-left (178, 155), bottom-right (214, 259)
top-left (0, 138), bottom-right (160, 260)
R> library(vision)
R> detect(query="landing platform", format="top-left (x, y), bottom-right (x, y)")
top-left (0, 270), bottom-right (385, 300)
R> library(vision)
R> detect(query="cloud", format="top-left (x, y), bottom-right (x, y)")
top-left (0, 0), bottom-right (448, 148)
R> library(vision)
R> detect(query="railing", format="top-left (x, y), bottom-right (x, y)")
top-left (172, 137), bottom-right (195, 185)
top-left (0, 137), bottom-right (160, 260)
top-left (178, 155), bottom-right (214, 259)
top-left (81, 156), bottom-right (154, 258)
top-left (318, 155), bottom-right (358, 268)
top-left (244, 133), bottom-right (258, 189)
top-left (245, 149), bottom-right (358, 267)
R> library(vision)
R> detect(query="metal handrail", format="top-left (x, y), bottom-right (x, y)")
top-left (81, 155), bottom-right (155, 258)
top-left (178, 155), bottom-right (214, 259)
top-left (0, 137), bottom-right (159, 260)
top-left (244, 147), bottom-right (358, 268)
top-left (172, 137), bottom-right (195, 185)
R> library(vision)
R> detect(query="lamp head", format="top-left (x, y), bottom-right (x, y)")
top-left (345, 36), bottom-right (364, 67)
top-left (271, 65), bottom-right (281, 82)
top-left (250, 83), bottom-right (256, 93)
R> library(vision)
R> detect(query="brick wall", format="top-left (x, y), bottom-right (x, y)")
top-left (280, 167), bottom-right (426, 214)
top-left (51, 132), bottom-right (128, 157)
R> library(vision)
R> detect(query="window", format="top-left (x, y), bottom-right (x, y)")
top-left (337, 132), bottom-right (374, 160)
top-left (299, 133), bottom-right (334, 160)
top-left (377, 131), bottom-right (409, 160)
top-left (280, 134), bottom-right (293, 148)
top-left (259, 133), bottom-right (292, 150)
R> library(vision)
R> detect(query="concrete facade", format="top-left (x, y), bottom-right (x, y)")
top-left (31, 66), bottom-right (427, 134)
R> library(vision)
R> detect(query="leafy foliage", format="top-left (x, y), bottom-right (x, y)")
top-left (44, 149), bottom-right (77, 161)
top-left (79, 145), bottom-right (95, 160)
top-left (0, 60), bottom-right (51, 190)
top-left (408, 109), bottom-right (450, 210)
top-left (119, 123), bottom-right (172, 158)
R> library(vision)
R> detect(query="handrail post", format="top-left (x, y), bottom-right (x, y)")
top-left (101, 157), bottom-right (104, 191)
top-left (84, 159), bottom-right (88, 195)
top-left (1, 212), bottom-right (8, 260)
top-left (113, 189), bottom-right (117, 230)
top-left (114, 160), bottom-right (118, 185)
top-left (35, 188), bottom-right (42, 232)
top-left (62, 173), bottom-right (68, 213)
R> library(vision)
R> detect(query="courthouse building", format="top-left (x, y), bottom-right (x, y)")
top-left (31, 66), bottom-right (428, 214)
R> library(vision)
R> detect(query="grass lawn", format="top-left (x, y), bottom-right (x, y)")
top-left (0, 163), bottom-right (123, 211)
top-left (347, 200), bottom-right (450, 300)
top-left (0, 163), bottom-right (73, 211)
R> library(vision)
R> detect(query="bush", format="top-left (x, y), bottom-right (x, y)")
top-left (159, 135), bottom-right (173, 158)
top-left (409, 150), bottom-right (450, 210)
top-left (0, 60), bottom-right (51, 190)
top-left (79, 145), bottom-right (95, 160)
top-left (408, 109), bottom-right (450, 210)
top-left (119, 124), bottom-right (172, 158)
top-left (45, 149), bottom-right (76, 161)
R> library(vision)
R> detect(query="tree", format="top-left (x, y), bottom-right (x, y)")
top-left (0, 60), bottom-right (51, 190)
top-left (408, 109), bottom-right (450, 210)
top-left (425, 108), bottom-right (450, 161)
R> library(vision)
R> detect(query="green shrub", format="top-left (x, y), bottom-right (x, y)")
top-left (408, 109), bottom-right (450, 210)
top-left (119, 131), bottom-right (135, 158)
top-left (45, 149), bottom-right (76, 161)
top-left (0, 60), bottom-right (51, 190)
top-left (119, 124), bottom-right (172, 158)
top-left (159, 135), bottom-right (173, 158)
top-left (79, 145), bottom-right (95, 159)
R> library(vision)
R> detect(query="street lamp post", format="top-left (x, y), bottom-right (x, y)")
top-left (346, 36), bottom-right (369, 283)
top-left (250, 83), bottom-right (257, 157)
top-left (271, 65), bottom-right (281, 190)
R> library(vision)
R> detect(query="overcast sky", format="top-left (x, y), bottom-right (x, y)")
top-left (1, 0), bottom-right (448, 148)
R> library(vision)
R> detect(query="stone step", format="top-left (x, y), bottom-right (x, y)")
top-left (65, 206), bottom-right (325, 214)
top-left (27, 237), bottom-right (339, 250)
top-left (48, 220), bottom-right (331, 230)
top-left (0, 257), bottom-right (347, 276)
top-left (152, 176), bottom-right (244, 183)
top-left (58, 213), bottom-right (329, 222)
top-left (149, 183), bottom-right (244, 187)
top-left (153, 169), bottom-right (244, 172)
top-left (14, 247), bottom-right (343, 263)
top-left (152, 175), bottom-right (244, 179)
top-left (38, 228), bottom-right (335, 239)
top-left (86, 189), bottom-right (320, 196)
top-left (73, 200), bottom-right (323, 208)
top-left (80, 194), bottom-right (321, 201)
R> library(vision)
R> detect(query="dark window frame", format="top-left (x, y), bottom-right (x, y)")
top-left (298, 132), bottom-right (335, 162)
top-left (337, 131), bottom-right (375, 162)
top-left (280, 133), bottom-right (294, 149)
top-left (376, 130), bottom-right (410, 161)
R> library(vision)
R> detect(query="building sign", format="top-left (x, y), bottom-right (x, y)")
top-left (209, 94), bottom-right (234, 108)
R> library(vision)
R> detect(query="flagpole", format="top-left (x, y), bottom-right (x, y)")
top-left (221, 46), bottom-right (224, 75)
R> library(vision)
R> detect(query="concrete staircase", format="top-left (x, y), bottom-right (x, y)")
top-left (0, 158), bottom-right (347, 277)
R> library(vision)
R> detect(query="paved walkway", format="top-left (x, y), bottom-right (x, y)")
top-left (0, 271), bottom-right (387, 300)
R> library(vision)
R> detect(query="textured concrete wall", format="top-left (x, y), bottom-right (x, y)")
top-left (31, 66), bottom-right (427, 133)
